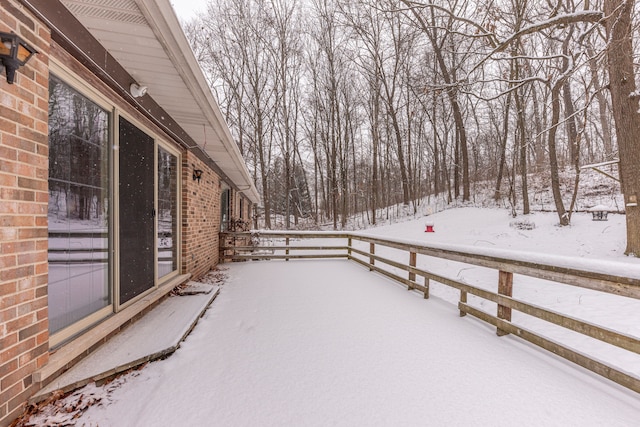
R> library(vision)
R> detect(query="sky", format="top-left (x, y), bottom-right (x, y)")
top-left (170, 0), bottom-right (208, 21)
top-left (24, 208), bottom-right (640, 426)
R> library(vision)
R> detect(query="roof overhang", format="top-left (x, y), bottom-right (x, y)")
top-left (56, 0), bottom-right (260, 205)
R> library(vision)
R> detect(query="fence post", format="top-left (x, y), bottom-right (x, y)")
top-left (460, 290), bottom-right (467, 317)
top-left (424, 278), bottom-right (430, 299)
top-left (497, 270), bottom-right (513, 336)
top-left (348, 237), bottom-right (352, 259)
top-left (408, 252), bottom-right (416, 290)
top-left (286, 237), bottom-right (290, 261)
top-left (369, 243), bottom-right (375, 271)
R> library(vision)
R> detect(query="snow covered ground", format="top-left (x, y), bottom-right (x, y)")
top-left (367, 207), bottom-right (631, 261)
top-left (24, 208), bottom-right (640, 426)
top-left (360, 208), bottom-right (640, 377)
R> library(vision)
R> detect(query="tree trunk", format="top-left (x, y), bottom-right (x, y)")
top-left (257, 112), bottom-right (271, 229)
top-left (447, 90), bottom-right (469, 201)
top-left (388, 103), bottom-right (411, 206)
top-left (515, 84), bottom-right (530, 214)
top-left (432, 91), bottom-right (440, 196)
top-left (587, 46), bottom-right (613, 158)
top-left (454, 126), bottom-right (460, 199)
top-left (495, 84), bottom-right (513, 201)
top-left (530, 84), bottom-right (545, 171)
top-left (371, 83), bottom-right (380, 225)
top-left (549, 82), bottom-right (569, 225)
top-left (604, 0), bottom-right (640, 255)
top-left (562, 29), bottom-right (579, 166)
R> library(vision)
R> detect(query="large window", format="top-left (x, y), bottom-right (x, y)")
top-left (48, 75), bottom-right (110, 334)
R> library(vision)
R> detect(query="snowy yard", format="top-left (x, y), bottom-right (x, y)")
top-left (26, 208), bottom-right (640, 426)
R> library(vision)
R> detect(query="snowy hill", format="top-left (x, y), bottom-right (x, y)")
top-left (369, 207), bottom-right (631, 262)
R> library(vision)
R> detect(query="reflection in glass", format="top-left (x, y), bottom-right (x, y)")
top-left (157, 147), bottom-right (178, 278)
top-left (220, 188), bottom-right (230, 231)
top-left (48, 75), bottom-right (110, 334)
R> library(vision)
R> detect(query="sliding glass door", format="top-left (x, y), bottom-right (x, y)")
top-left (48, 68), bottom-right (182, 343)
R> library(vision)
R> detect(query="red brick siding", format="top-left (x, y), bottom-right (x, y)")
top-left (181, 152), bottom-right (222, 280)
top-left (0, 1), bottom-right (50, 425)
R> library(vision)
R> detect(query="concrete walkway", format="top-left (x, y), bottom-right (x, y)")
top-left (33, 282), bottom-right (219, 402)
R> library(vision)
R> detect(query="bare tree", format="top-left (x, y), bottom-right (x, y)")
top-left (399, 0), bottom-right (473, 202)
top-left (182, 0), bottom-right (640, 250)
top-left (604, 0), bottom-right (640, 255)
top-left (267, 0), bottom-right (305, 228)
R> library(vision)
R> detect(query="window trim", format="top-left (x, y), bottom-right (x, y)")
top-left (157, 143), bottom-right (182, 282)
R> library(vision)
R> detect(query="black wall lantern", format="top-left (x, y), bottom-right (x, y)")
top-left (0, 32), bottom-right (38, 84)
top-left (193, 168), bottom-right (203, 183)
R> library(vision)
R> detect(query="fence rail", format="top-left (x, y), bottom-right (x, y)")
top-left (220, 230), bottom-right (640, 394)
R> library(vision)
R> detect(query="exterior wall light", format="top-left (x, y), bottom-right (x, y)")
top-left (193, 168), bottom-right (203, 183)
top-left (130, 82), bottom-right (148, 98)
top-left (0, 32), bottom-right (37, 84)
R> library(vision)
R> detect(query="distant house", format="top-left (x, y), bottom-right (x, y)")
top-left (0, 0), bottom-right (260, 424)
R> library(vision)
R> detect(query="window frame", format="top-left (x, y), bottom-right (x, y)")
top-left (48, 59), bottom-right (182, 346)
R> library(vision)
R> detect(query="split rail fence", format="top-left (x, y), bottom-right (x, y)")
top-left (220, 231), bottom-right (640, 394)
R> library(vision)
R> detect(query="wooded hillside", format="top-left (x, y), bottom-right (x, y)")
top-left (183, 0), bottom-right (640, 254)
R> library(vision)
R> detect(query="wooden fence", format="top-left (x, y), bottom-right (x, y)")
top-left (220, 230), bottom-right (640, 394)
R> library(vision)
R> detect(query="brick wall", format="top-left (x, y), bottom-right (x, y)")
top-left (182, 152), bottom-right (222, 280)
top-left (0, 1), bottom-right (51, 425)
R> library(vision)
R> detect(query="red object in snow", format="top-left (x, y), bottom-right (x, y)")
top-left (425, 223), bottom-right (434, 232)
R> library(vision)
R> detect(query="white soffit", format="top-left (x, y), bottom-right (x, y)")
top-left (59, 0), bottom-right (261, 204)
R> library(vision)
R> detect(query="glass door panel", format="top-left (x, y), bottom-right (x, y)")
top-left (47, 76), bottom-right (110, 334)
top-left (157, 147), bottom-right (178, 278)
top-left (118, 117), bottom-right (155, 304)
